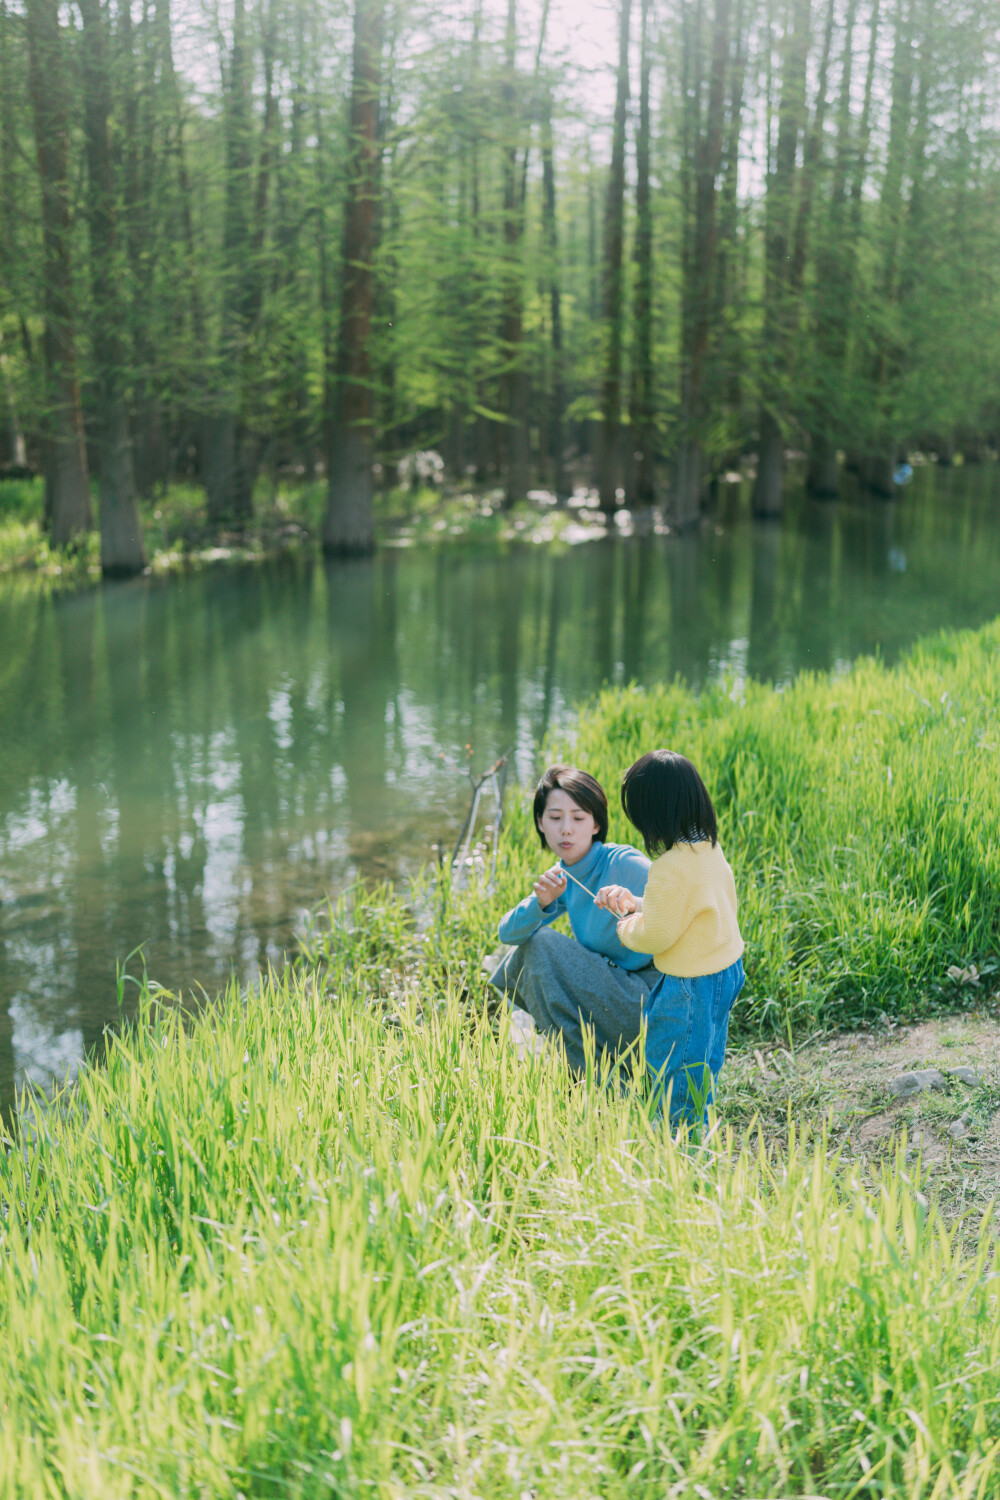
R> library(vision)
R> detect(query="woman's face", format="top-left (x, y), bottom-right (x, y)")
top-left (537, 788), bottom-right (600, 866)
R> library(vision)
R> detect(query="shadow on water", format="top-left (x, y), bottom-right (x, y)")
top-left (2, 463), bottom-right (1000, 1112)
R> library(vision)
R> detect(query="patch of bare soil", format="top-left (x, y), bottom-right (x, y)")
top-left (724, 1001), bottom-right (1000, 1224)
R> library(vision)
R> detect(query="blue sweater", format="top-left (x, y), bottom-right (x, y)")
top-left (497, 840), bottom-right (652, 971)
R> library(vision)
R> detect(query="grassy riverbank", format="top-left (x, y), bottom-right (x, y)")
top-left (476, 617), bottom-right (1000, 1037)
top-left (2, 619), bottom-right (1000, 1495)
top-left (0, 475), bottom-right (596, 582)
top-left (3, 975), bottom-right (999, 1499)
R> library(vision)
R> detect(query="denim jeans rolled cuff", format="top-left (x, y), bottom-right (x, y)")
top-left (642, 957), bottom-right (745, 1126)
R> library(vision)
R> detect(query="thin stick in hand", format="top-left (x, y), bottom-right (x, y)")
top-left (559, 865), bottom-right (597, 901)
top-left (560, 866), bottom-right (633, 918)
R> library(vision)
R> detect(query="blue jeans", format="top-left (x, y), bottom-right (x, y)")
top-left (642, 957), bottom-right (745, 1125)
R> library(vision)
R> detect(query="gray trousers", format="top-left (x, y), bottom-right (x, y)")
top-left (490, 927), bottom-right (659, 1076)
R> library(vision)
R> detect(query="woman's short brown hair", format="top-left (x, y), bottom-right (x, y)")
top-left (532, 765), bottom-right (609, 848)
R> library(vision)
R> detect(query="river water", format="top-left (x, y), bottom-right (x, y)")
top-left (1, 465), bottom-right (999, 1109)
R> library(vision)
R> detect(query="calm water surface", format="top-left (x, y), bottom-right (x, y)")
top-left (1, 466), bottom-right (999, 1108)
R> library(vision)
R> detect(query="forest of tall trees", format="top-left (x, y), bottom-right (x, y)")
top-left (1, 0), bottom-right (999, 572)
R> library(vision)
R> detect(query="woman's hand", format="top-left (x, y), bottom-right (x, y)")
top-left (595, 884), bottom-right (641, 918)
top-left (533, 866), bottom-right (568, 909)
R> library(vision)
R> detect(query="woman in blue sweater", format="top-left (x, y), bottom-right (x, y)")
top-left (490, 765), bottom-right (654, 1075)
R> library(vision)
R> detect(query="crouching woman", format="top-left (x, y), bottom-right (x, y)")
top-left (490, 765), bottom-right (655, 1076)
top-left (596, 750), bottom-right (745, 1125)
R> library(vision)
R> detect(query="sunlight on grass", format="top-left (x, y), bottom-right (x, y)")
top-left (2, 971), bottom-right (998, 1497)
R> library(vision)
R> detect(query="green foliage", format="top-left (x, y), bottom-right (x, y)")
top-left (2, 966), bottom-right (999, 1496)
top-left (0, 477), bottom-right (100, 576)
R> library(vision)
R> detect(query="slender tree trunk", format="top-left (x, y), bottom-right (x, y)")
top-left (499, 0), bottom-right (529, 507)
top-left (752, 0), bottom-right (811, 519)
top-left (714, 0), bottom-right (747, 454)
top-left (673, 0), bottom-right (731, 529)
top-left (119, 0), bottom-right (159, 498)
top-left (0, 347), bottom-right (27, 468)
top-left (469, 0), bottom-right (494, 482)
top-left (541, 89), bottom-right (569, 500)
top-left (322, 0), bottom-right (384, 555)
top-left (374, 3), bottom-right (399, 478)
top-left (25, 0), bottom-right (92, 545)
top-left (597, 0), bottom-right (632, 513)
top-left (806, 0), bottom-right (860, 495)
top-left (789, 0), bottom-right (834, 292)
top-left (79, 0), bottom-right (146, 576)
top-left (834, 0), bottom-right (880, 482)
top-left (628, 0), bottom-right (655, 506)
top-left (860, 0), bottom-right (913, 496)
top-left (205, 0), bottom-right (254, 523)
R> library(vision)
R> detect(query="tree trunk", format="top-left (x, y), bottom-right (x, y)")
top-left (322, 0), bottom-right (384, 555)
top-left (79, 0), bottom-right (146, 576)
top-left (25, 0), bottom-right (92, 546)
top-left (861, 0), bottom-right (916, 496)
top-left (540, 90), bottom-right (569, 500)
top-left (627, 0), bottom-right (655, 507)
top-left (713, 0), bottom-right (747, 459)
top-left (805, 0), bottom-right (859, 496)
top-left (597, 0), bottom-right (632, 514)
top-left (205, 0), bottom-right (254, 524)
top-left (672, 0), bottom-right (731, 529)
top-left (499, 0), bottom-right (529, 508)
top-left (0, 345), bottom-right (27, 469)
top-left (752, 0), bottom-right (811, 519)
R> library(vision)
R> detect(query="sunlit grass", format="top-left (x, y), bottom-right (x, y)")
top-left (2, 967), bottom-right (999, 1498)
top-left (469, 619), bottom-right (1000, 1037)
top-left (0, 477), bottom-right (100, 577)
top-left (0, 549), bottom-right (997, 1491)
top-left (0, 474), bottom-right (585, 582)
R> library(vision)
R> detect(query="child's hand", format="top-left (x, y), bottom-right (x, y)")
top-left (533, 866), bottom-right (568, 909)
top-left (595, 884), bottom-right (640, 918)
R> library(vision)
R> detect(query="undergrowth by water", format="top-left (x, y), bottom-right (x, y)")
top-left (2, 620), bottom-right (999, 1496)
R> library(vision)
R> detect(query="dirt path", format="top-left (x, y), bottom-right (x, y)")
top-left (725, 1004), bottom-right (1000, 1223)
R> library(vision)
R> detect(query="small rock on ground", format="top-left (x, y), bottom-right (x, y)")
top-left (889, 1068), bottom-right (946, 1097)
top-left (947, 1066), bottom-right (983, 1088)
top-left (946, 1111), bottom-right (976, 1140)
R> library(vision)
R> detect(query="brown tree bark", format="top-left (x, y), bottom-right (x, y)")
top-left (859, 0), bottom-right (914, 496)
top-left (25, 0), bottom-right (92, 545)
top-left (79, 0), bottom-right (147, 576)
top-left (672, 0), bottom-right (731, 528)
top-left (627, 0), bottom-right (655, 507)
top-left (752, 0), bottom-right (811, 519)
top-left (713, 0), bottom-right (748, 456)
top-left (322, 0), bottom-right (384, 555)
top-left (499, 0), bottom-right (530, 508)
top-left (597, 0), bottom-right (632, 514)
top-left (204, 0), bottom-right (255, 524)
top-left (806, 0), bottom-right (861, 496)
top-left (541, 87), bottom-right (569, 500)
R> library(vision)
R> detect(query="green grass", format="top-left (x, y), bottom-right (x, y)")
top-left (0, 473), bottom-right (589, 583)
top-left (2, 968), bottom-right (999, 1498)
top-left (0, 476), bottom-right (101, 576)
top-left (2, 620), bottom-right (1000, 1495)
top-left (465, 619), bottom-right (1000, 1037)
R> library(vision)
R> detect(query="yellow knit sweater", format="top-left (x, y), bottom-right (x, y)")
top-left (616, 839), bottom-right (744, 977)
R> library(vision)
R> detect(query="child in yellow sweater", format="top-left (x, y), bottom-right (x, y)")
top-left (595, 750), bottom-right (744, 1125)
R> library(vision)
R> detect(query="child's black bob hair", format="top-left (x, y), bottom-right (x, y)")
top-left (620, 750), bottom-right (718, 855)
top-left (532, 765), bottom-right (609, 849)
